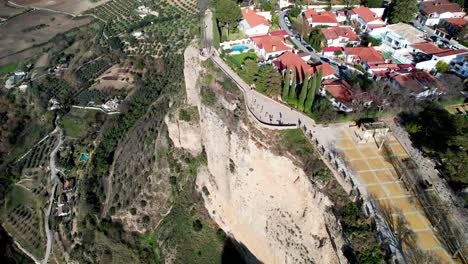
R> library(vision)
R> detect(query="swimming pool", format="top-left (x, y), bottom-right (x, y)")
top-left (80, 153), bottom-right (89, 162)
top-left (231, 45), bottom-right (249, 51)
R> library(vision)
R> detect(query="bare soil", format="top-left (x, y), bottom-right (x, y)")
top-left (10, 0), bottom-right (110, 15)
top-left (0, 0), bottom-right (24, 18)
top-left (0, 10), bottom-right (91, 59)
top-left (91, 64), bottom-right (135, 92)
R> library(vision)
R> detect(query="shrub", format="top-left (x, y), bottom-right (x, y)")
top-left (201, 86), bottom-right (216, 105)
top-left (179, 109), bottom-right (191, 121)
top-left (192, 219), bottom-right (203, 231)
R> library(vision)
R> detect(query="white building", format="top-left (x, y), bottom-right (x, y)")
top-left (347, 6), bottom-right (386, 32)
top-left (449, 53), bottom-right (468, 78)
top-left (239, 6), bottom-right (271, 37)
top-left (416, 49), bottom-right (468, 71)
top-left (417, 0), bottom-right (465, 26)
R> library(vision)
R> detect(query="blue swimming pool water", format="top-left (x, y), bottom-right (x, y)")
top-left (80, 153), bottom-right (89, 161)
top-left (231, 45), bottom-right (249, 51)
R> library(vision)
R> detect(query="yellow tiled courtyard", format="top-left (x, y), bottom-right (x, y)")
top-left (336, 128), bottom-right (454, 262)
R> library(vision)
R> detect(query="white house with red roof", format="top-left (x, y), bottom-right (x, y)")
top-left (321, 26), bottom-right (360, 47)
top-left (343, 47), bottom-right (387, 68)
top-left (239, 6), bottom-right (271, 37)
top-left (303, 9), bottom-right (339, 27)
top-left (250, 34), bottom-right (293, 60)
top-left (320, 79), bottom-right (354, 112)
top-left (415, 48), bottom-right (468, 71)
top-left (347, 6), bottom-right (386, 32)
top-left (322, 47), bottom-right (344, 57)
top-left (435, 17), bottom-right (468, 40)
top-left (275, 51), bottom-right (336, 83)
top-left (388, 70), bottom-right (447, 98)
top-left (417, 0), bottom-right (465, 26)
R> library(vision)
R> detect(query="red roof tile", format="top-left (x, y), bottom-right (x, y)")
top-left (344, 47), bottom-right (385, 64)
top-left (443, 17), bottom-right (468, 27)
top-left (321, 26), bottom-right (360, 41)
top-left (434, 49), bottom-right (468, 57)
top-left (350, 6), bottom-right (382, 23)
top-left (411, 42), bottom-right (447, 55)
top-left (242, 6), bottom-right (269, 27)
top-left (322, 79), bottom-right (353, 105)
top-left (250, 35), bottom-right (292, 54)
top-left (269, 30), bottom-right (289, 37)
top-left (390, 71), bottom-right (446, 93)
top-left (421, 0), bottom-right (464, 15)
top-left (304, 9), bottom-right (338, 24)
top-left (323, 47), bottom-right (344, 52)
top-left (276, 52), bottom-right (335, 81)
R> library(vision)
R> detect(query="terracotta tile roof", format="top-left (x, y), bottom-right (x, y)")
top-left (242, 6), bottom-right (269, 27)
top-left (304, 9), bottom-right (338, 24)
top-left (276, 52), bottom-right (335, 81)
top-left (420, 0), bottom-right (464, 15)
top-left (368, 63), bottom-right (400, 71)
top-left (434, 49), bottom-right (468, 57)
top-left (350, 6), bottom-right (382, 23)
top-left (269, 30), bottom-right (289, 37)
top-left (390, 71), bottom-right (446, 93)
top-left (411, 42), bottom-right (447, 55)
top-left (250, 35), bottom-right (292, 53)
top-left (443, 17), bottom-right (468, 27)
top-left (323, 47), bottom-right (344, 52)
top-left (321, 26), bottom-right (360, 41)
top-left (344, 47), bottom-right (385, 64)
top-left (322, 79), bottom-right (353, 106)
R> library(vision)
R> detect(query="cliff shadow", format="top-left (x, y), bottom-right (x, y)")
top-left (222, 237), bottom-right (262, 264)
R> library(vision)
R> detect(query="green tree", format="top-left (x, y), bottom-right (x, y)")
top-left (288, 70), bottom-right (298, 106)
top-left (304, 74), bottom-right (317, 114)
top-left (214, 0), bottom-right (242, 37)
top-left (307, 29), bottom-right (325, 52)
top-left (254, 65), bottom-right (282, 96)
top-left (435, 61), bottom-right (449, 73)
top-left (363, 0), bottom-right (383, 8)
top-left (298, 73), bottom-right (309, 111)
top-left (390, 0), bottom-right (419, 23)
top-left (282, 67), bottom-right (291, 101)
top-left (239, 59), bottom-right (259, 84)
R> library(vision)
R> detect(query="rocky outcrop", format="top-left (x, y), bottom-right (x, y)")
top-left (165, 111), bottom-right (202, 157)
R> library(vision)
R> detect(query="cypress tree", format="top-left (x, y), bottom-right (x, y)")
top-left (282, 66), bottom-right (290, 101)
top-left (298, 72), bottom-right (309, 111)
top-left (304, 73), bottom-right (317, 114)
top-left (288, 69), bottom-right (297, 107)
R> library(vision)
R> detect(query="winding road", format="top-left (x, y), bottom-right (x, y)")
top-left (42, 117), bottom-right (63, 264)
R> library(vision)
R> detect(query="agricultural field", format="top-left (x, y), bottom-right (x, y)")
top-left (32, 76), bottom-right (73, 103)
top-left (76, 58), bottom-right (111, 86)
top-left (10, 0), bottom-right (110, 15)
top-left (90, 64), bottom-right (134, 91)
top-left (0, 0), bottom-right (25, 19)
top-left (17, 133), bottom-right (58, 172)
top-left (60, 108), bottom-right (107, 139)
top-left (0, 10), bottom-right (92, 60)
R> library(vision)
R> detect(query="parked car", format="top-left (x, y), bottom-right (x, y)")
top-left (430, 36), bottom-right (438, 42)
top-left (306, 46), bottom-right (314, 52)
top-left (320, 57), bottom-right (330, 63)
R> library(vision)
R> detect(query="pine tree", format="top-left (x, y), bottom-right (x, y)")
top-left (288, 69), bottom-right (297, 107)
top-left (304, 73), bottom-right (316, 114)
top-left (282, 66), bottom-right (290, 101)
top-left (298, 73), bottom-right (309, 111)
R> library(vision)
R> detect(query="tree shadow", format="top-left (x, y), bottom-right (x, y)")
top-left (221, 237), bottom-right (262, 264)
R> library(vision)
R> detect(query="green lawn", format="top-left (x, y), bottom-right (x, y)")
top-left (231, 52), bottom-right (257, 64)
top-left (61, 118), bottom-right (84, 138)
top-left (0, 63), bottom-right (18, 76)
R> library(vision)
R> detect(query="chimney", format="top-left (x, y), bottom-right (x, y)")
top-left (272, 45), bottom-right (276, 51)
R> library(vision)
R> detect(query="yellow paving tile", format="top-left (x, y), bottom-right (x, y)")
top-left (415, 231), bottom-right (441, 249)
top-left (352, 160), bottom-right (370, 171)
top-left (367, 158), bottom-right (386, 169)
top-left (344, 149), bottom-right (362, 160)
top-left (431, 249), bottom-right (452, 263)
top-left (360, 147), bottom-right (378, 157)
top-left (382, 160), bottom-right (395, 169)
top-left (374, 170), bottom-right (396, 183)
top-left (357, 171), bottom-right (379, 185)
top-left (367, 185), bottom-right (388, 198)
top-left (390, 144), bottom-right (408, 155)
top-left (339, 139), bottom-right (355, 149)
top-left (391, 197), bottom-right (416, 213)
top-left (409, 197), bottom-right (423, 211)
top-left (383, 183), bottom-right (406, 197)
top-left (405, 213), bottom-right (429, 230)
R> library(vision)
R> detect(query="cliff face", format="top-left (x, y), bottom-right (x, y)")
top-left (163, 43), bottom-right (349, 264)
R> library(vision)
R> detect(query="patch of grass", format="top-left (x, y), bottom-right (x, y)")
top-left (231, 52), bottom-right (257, 65)
top-left (280, 129), bottom-right (314, 161)
top-left (61, 118), bottom-right (84, 138)
top-left (201, 86), bottom-right (217, 106)
top-left (0, 63), bottom-right (18, 76)
top-left (178, 106), bottom-right (198, 122)
top-left (440, 96), bottom-right (465, 107)
top-left (60, 108), bottom-right (105, 138)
